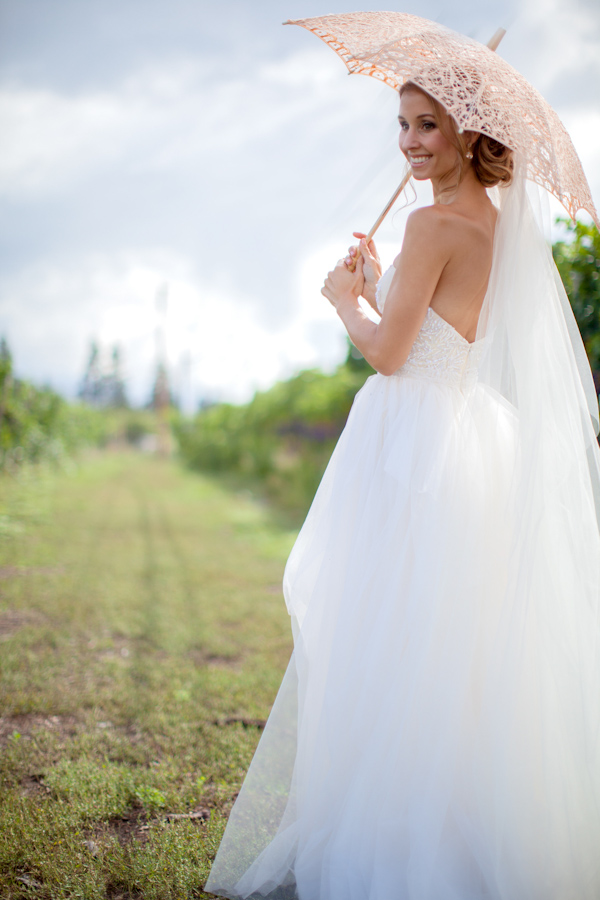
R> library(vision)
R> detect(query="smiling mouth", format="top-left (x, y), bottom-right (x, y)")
top-left (409, 156), bottom-right (432, 165)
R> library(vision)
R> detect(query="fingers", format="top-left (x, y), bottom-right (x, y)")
top-left (345, 234), bottom-right (380, 268)
top-left (322, 275), bottom-right (338, 303)
top-left (351, 234), bottom-right (368, 260)
top-left (345, 244), bottom-right (359, 268)
top-left (345, 253), bottom-right (363, 275)
top-left (354, 238), bottom-right (372, 263)
top-left (323, 269), bottom-right (338, 289)
top-left (322, 253), bottom-right (362, 299)
top-left (353, 233), bottom-right (379, 260)
top-left (345, 242), bottom-right (370, 268)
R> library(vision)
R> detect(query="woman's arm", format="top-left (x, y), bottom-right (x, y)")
top-left (322, 209), bottom-right (452, 376)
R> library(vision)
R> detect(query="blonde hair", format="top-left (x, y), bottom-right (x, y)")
top-left (399, 82), bottom-right (513, 191)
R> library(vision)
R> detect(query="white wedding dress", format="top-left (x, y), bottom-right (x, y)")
top-left (206, 172), bottom-right (600, 900)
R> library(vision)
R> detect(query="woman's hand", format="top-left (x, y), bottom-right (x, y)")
top-left (346, 233), bottom-right (382, 309)
top-left (321, 254), bottom-right (364, 311)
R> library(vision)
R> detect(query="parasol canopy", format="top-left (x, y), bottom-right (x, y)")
top-left (285, 11), bottom-right (599, 227)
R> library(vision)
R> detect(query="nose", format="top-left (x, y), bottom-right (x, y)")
top-left (400, 125), bottom-right (421, 151)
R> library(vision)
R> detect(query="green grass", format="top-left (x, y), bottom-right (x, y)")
top-left (0, 452), bottom-right (296, 898)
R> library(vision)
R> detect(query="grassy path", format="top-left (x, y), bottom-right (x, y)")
top-left (0, 453), bottom-right (297, 898)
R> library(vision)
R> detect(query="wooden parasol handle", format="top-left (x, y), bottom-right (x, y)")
top-left (347, 26), bottom-right (506, 273)
top-left (347, 170), bottom-right (411, 271)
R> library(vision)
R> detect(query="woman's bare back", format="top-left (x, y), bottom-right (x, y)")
top-left (425, 202), bottom-right (498, 343)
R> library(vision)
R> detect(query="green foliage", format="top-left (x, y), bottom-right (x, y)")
top-left (0, 339), bottom-right (108, 470)
top-left (102, 407), bottom-right (158, 448)
top-left (553, 219), bottom-right (600, 378)
top-left (44, 758), bottom-right (135, 822)
top-left (176, 342), bottom-right (374, 516)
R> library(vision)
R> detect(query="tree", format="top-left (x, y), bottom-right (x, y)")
top-left (78, 340), bottom-right (128, 408)
top-left (79, 340), bottom-right (102, 406)
top-left (106, 345), bottom-right (128, 408)
top-left (0, 337), bottom-right (13, 433)
top-left (553, 220), bottom-right (600, 386)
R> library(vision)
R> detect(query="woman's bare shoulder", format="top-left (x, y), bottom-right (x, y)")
top-left (394, 206), bottom-right (449, 249)
top-left (392, 205), bottom-right (459, 269)
top-left (394, 204), bottom-right (494, 266)
top-left (412, 203), bottom-right (493, 235)
top-left (405, 204), bottom-right (454, 235)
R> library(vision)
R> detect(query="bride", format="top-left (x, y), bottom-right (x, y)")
top-left (205, 82), bottom-right (600, 899)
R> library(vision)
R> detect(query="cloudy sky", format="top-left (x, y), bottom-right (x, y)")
top-left (1, 0), bottom-right (599, 409)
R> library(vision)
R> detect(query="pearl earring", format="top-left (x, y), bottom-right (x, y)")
top-left (466, 147), bottom-right (474, 160)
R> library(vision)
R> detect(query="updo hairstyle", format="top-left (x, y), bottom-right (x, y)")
top-left (399, 82), bottom-right (513, 189)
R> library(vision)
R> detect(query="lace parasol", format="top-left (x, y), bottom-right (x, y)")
top-left (286, 11), bottom-right (599, 227)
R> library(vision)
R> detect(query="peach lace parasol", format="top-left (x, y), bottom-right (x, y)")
top-left (286, 11), bottom-right (599, 228)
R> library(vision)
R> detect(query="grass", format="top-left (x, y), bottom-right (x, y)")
top-left (0, 451), bottom-right (297, 898)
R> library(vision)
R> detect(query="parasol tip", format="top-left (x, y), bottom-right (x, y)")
top-left (486, 28), bottom-right (507, 52)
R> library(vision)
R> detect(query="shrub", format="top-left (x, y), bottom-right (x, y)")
top-left (0, 340), bottom-right (108, 470)
top-left (176, 344), bottom-right (374, 516)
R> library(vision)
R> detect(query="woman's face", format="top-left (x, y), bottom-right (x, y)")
top-left (398, 88), bottom-right (458, 182)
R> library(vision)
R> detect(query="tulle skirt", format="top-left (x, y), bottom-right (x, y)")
top-left (205, 371), bottom-right (600, 900)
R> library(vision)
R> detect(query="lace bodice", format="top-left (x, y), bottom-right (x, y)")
top-left (375, 266), bottom-right (485, 389)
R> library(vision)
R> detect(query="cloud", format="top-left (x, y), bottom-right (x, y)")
top-left (0, 47), bottom-right (390, 197)
top-left (514, 0), bottom-right (600, 104)
top-left (1, 0), bottom-right (598, 405)
top-left (0, 44), bottom-right (403, 337)
top-left (1, 245), bottom-right (350, 409)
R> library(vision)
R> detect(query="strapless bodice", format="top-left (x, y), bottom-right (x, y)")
top-left (375, 265), bottom-right (485, 390)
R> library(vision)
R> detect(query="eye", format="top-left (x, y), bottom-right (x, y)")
top-left (421, 121), bottom-right (436, 131)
